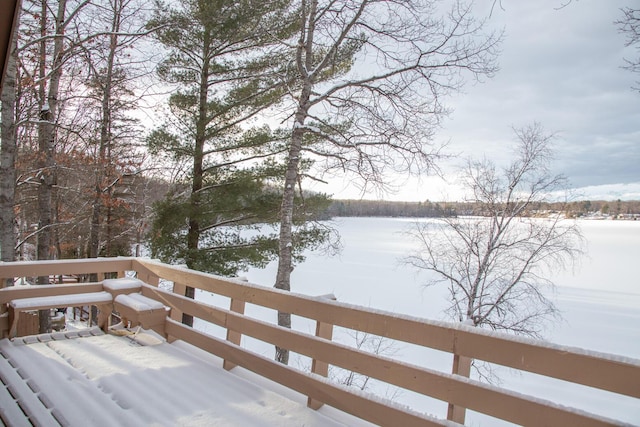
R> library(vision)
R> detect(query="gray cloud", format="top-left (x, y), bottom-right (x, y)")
top-left (440, 1), bottom-right (640, 193)
top-left (326, 1), bottom-right (640, 201)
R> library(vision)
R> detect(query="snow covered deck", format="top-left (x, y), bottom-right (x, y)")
top-left (0, 328), bottom-right (363, 426)
top-left (0, 257), bottom-right (639, 426)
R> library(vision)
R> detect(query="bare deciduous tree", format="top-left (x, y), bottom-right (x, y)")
top-left (12, 0), bottom-right (153, 266)
top-left (273, 0), bottom-right (501, 364)
top-left (81, 0), bottom-right (151, 260)
top-left (617, 7), bottom-right (640, 90)
top-left (404, 123), bottom-right (584, 339)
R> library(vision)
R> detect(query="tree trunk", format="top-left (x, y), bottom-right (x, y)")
top-left (0, 22), bottom-right (18, 284)
top-left (90, 0), bottom-right (122, 260)
top-left (37, 0), bottom-right (66, 262)
top-left (89, 190), bottom-right (101, 258)
top-left (182, 29), bottom-right (212, 327)
top-left (37, 0), bottom-right (67, 332)
top-left (36, 0), bottom-right (49, 268)
top-left (274, 91), bottom-right (311, 364)
top-left (273, 1), bottom-right (317, 364)
top-left (273, 132), bottom-right (302, 364)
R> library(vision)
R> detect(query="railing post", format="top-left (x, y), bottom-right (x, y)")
top-left (0, 277), bottom-right (7, 314)
top-left (1, 276), bottom-right (11, 288)
top-left (170, 282), bottom-right (186, 323)
top-left (223, 298), bottom-right (246, 371)
top-left (447, 353), bottom-right (472, 424)
top-left (142, 272), bottom-right (160, 286)
top-left (136, 271), bottom-right (159, 286)
top-left (307, 293), bottom-right (336, 410)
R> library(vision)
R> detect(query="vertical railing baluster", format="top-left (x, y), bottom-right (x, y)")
top-left (223, 298), bottom-right (246, 371)
top-left (170, 282), bottom-right (186, 323)
top-left (447, 353), bottom-right (472, 424)
top-left (308, 294), bottom-right (336, 410)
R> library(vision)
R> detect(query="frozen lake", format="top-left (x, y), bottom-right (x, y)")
top-left (199, 217), bottom-right (640, 425)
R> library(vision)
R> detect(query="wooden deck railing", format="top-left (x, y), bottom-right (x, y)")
top-left (0, 257), bottom-right (638, 426)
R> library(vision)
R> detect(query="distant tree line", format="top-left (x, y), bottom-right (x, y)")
top-left (326, 198), bottom-right (640, 218)
top-left (327, 199), bottom-right (456, 217)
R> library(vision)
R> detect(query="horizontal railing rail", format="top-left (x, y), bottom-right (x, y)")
top-left (132, 258), bottom-right (640, 398)
top-left (0, 258), bottom-right (133, 279)
top-left (140, 283), bottom-right (626, 427)
top-left (0, 283), bottom-right (105, 304)
top-left (0, 257), bottom-right (637, 427)
top-left (166, 319), bottom-right (447, 427)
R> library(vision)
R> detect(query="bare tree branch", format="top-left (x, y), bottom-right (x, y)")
top-left (404, 124), bottom-right (585, 345)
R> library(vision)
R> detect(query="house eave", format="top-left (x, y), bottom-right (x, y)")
top-left (0, 0), bottom-right (20, 94)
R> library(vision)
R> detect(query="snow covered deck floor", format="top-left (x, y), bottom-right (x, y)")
top-left (0, 328), bottom-right (354, 426)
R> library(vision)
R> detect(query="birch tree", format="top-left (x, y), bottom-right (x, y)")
top-left (273, 0), bottom-right (500, 364)
top-left (404, 124), bottom-right (584, 339)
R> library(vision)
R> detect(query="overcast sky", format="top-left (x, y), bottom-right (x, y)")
top-left (323, 0), bottom-right (640, 201)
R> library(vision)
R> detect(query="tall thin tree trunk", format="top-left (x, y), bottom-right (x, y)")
top-left (36, 0), bottom-right (51, 333)
top-left (89, 190), bottom-right (101, 257)
top-left (90, 0), bottom-right (121, 260)
top-left (53, 187), bottom-right (61, 258)
top-left (182, 29), bottom-right (211, 327)
top-left (274, 87), bottom-right (312, 364)
top-left (0, 20), bottom-right (18, 284)
top-left (273, 131), bottom-right (302, 364)
top-left (182, 101), bottom-right (205, 326)
top-left (37, 0), bottom-right (67, 332)
top-left (37, 0), bottom-right (66, 262)
top-left (36, 0), bottom-right (50, 268)
top-left (273, 1), bottom-right (317, 364)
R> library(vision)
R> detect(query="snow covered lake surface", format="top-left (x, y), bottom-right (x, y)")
top-left (208, 217), bottom-right (640, 426)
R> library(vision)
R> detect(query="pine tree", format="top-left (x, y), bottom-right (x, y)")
top-left (147, 0), bottom-right (331, 325)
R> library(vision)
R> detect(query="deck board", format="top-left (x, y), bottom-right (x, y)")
top-left (0, 342), bottom-right (60, 426)
top-left (0, 330), bottom-right (353, 427)
top-left (0, 371), bottom-right (32, 427)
